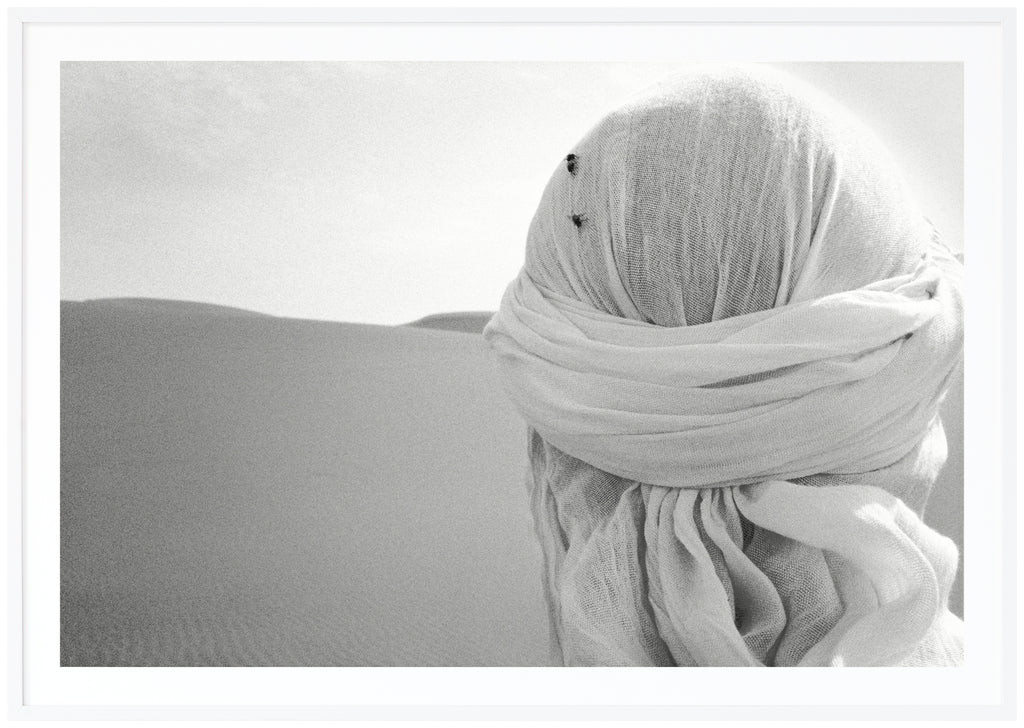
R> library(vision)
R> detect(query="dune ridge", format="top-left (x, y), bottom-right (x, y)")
top-left (68, 297), bottom-right (275, 319)
top-left (405, 311), bottom-right (493, 334)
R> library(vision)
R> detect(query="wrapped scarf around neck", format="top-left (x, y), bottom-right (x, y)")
top-left (484, 64), bottom-right (964, 666)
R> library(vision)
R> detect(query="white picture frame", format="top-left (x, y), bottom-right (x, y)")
top-left (7, 6), bottom-right (1016, 722)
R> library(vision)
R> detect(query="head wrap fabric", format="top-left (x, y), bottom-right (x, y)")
top-left (484, 64), bottom-right (964, 666)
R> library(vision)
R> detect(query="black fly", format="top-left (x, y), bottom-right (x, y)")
top-left (566, 153), bottom-right (578, 175)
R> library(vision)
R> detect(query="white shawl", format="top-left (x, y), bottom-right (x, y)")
top-left (484, 65), bottom-right (964, 666)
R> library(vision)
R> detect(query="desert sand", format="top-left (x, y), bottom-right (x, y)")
top-left (61, 299), bottom-right (554, 666)
top-left (60, 298), bottom-right (963, 666)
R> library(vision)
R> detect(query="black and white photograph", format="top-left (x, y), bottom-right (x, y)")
top-left (8, 6), bottom-right (1016, 722)
top-left (59, 59), bottom-right (966, 669)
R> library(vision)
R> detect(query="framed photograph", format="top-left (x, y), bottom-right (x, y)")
top-left (8, 6), bottom-right (1016, 721)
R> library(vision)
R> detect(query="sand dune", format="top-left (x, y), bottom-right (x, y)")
top-left (61, 298), bottom-right (554, 666)
top-left (74, 297), bottom-right (276, 319)
top-left (61, 297), bottom-right (963, 666)
top-left (405, 311), bottom-right (493, 334)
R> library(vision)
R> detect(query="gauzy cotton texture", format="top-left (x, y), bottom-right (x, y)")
top-left (484, 65), bottom-right (965, 666)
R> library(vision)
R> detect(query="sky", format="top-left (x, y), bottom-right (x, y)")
top-left (61, 62), bottom-right (963, 325)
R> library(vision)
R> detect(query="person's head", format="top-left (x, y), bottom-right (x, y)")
top-left (485, 63), bottom-right (962, 512)
top-left (523, 64), bottom-right (945, 328)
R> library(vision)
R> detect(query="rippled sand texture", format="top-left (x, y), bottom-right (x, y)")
top-left (60, 300), bottom-right (554, 666)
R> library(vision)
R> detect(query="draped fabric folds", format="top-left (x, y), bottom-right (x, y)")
top-left (483, 64), bottom-right (964, 666)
